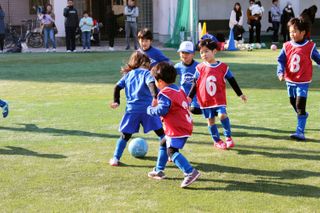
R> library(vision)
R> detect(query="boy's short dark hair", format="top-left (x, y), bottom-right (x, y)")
top-left (83, 11), bottom-right (88, 15)
top-left (138, 28), bottom-right (153, 40)
top-left (198, 38), bottom-right (217, 51)
top-left (288, 17), bottom-right (310, 36)
top-left (151, 62), bottom-right (176, 84)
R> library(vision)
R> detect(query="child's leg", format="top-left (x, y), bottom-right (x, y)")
top-left (190, 107), bottom-right (202, 115)
top-left (207, 117), bottom-right (221, 142)
top-left (154, 128), bottom-right (167, 171)
top-left (169, 147), bottom-right (193, 174)
top-left (294, 96), bottom-right (308, 137)
top-left (289, 97), bottom-right (297, 113)
top-left (219, 113), bottom-right (231, 138)
top-left (113, 132), bottom-right (132, 160)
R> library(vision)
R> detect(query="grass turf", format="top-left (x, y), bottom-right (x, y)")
top-left (0, 50), bottom-right (320, 212)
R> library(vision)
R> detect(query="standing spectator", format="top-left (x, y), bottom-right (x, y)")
top-left (64, 0), bottom-right (79, 52)
top-left (38, 4), bottom-right (56, 52)
top-left (229, 2), bottom-right (244, 41)
top-left (281, 2), bottom-right (295, 42)
top-left (0, 4), bottom-right (5, 53)
top-left (270, 0), bottom-right (281, 43)
top-left (300, 5), bottom-right (318, 40)
top-left (247, 0), bottom-right (262, 44)
top-left (105, 9), bottom-right (117, 51)
top-left (79, 11), bottom-right (93, 52)
top-left (124, 0), bottom-right (139, 50)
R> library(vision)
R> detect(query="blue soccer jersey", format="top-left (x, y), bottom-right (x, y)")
top-left (175, 60), bottom-right (199, 96)
top-left (117, 68), bottom-right (155, 113)
top-left (138, 46), bottom-right (170, 68)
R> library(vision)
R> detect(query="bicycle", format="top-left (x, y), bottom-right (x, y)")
top-left (21, 19), bottom-right (43, 48)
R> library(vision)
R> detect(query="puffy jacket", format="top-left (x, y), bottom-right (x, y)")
top-left (63, 6), bottom-right (79, 28)
top-left (0, 9), bottom-right (5, 34)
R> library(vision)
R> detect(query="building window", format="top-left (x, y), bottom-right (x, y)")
top-left (113, 0), bottom-right (123, 5)
top-left (29, 0), bottom-right (49, 14)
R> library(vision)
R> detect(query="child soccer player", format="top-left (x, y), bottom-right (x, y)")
top-left (109, 52), bottom-right (165, 166)
top-left (0, 99), bottom-right (9, 118)
top-left (79, 11), bottom-right (93, 52)
top-left (175, 41), bottom-right (201, 115)
top-left (137, 28), bottom-right (170, 68)
top-left (188, 39), bottom-right (247, 150)
top-left (277, 17), bottom-right (320, 141)
top-left (147, 62), bottom-right (200, 188)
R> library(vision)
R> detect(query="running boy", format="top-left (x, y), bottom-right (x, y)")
top-left (277, 17), bottom-right (320, 141)
top-left (137, 28), bottom-right (170, 68)
top-left (109, 52), bottom-right (165, 166)
top-left (188, 39), bottom-right (247, 150)
top-left (175, 41), bottom-right (201, 114)
top-left (147, 62), bottom-right (200, 188)
top-left (0, 99), bottom-right (8, 118)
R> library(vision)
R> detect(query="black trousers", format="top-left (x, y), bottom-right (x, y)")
top-left (0, 34), bottom-right (4, 51)
top-left (107, 30), bottom-right (115, 47)
top-left (272, 21), bottom-right (280, 42)
top-left (65, 27), bottom-right (77, 51)
top-left (249, 20), bottom-right (261, 43)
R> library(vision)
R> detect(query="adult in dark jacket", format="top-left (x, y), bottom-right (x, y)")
top-left (0, 4), bottom-right (5, 53)
top-left (63, 0), bottom-right (79, 52)
top-left (280, 3), bottom-right (295, 42)
top-left (300, 5), bottom-right (317, 40)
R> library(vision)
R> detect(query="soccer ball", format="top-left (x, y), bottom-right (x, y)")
top-left (128, 138), bottom-right (148, 158)
top-left (270, 44), bottom-right (277, 51)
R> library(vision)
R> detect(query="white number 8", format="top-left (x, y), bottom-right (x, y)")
top-left (290, 54), bottom-right (301, 73)
top-left (182, 101), bottom-right (192, 123)
top-left (206, 76), bottom-right (217, 96)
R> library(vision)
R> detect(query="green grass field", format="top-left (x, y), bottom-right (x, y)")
top-left (0, 50), bottom-right (320, 212)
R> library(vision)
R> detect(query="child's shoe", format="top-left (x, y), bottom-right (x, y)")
top-left (213, 140), bottom-right (227, 150)
top-left (109, 158), bottom-right (119, 166)
top-left (148, 168), bottom-right (166, 180)
top-left (226, 137), bottom-right (235, 149)
top-left (290, 132), bottom-right (306, 141)
top-left (1, 100), bottom-right (9, 118)
top-left (181, 169), bottom-right (201, 188)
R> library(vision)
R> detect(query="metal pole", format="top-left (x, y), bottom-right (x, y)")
top-left (189, 0), bottom-right (193, 42)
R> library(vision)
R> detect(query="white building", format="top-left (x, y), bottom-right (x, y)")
top-left (0, 0), bottom-right (319, 43)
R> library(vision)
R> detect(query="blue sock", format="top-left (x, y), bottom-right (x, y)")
top-left (0, 100), bottom-right (6, 107)
top-left (172, 152), bottom-right (193, 174)
top-left (113, 137), bottom-right (128, 160)
top-left (208, 125), bottom-right (220, 142)
top-left (296, 113), bottom-right (308, 134)
top-left (156, 146), bottom-right (168, 171)
top-left (221, 117), bottom-right (231, 137)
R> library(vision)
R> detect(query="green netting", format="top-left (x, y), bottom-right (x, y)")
top-left (165, 0), bottom-right (198, 48)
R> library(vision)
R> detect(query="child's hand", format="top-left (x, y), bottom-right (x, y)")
top-left (152, 98), bottom-right (158, 107)
top-left (278, 75), bottom-right (284, 81)
top-left (187, 97), bottom-right (192, 104)
top-left (110, 102), bottom-right (119, 109)
top-left (240, 94), bottom-right (247, 103)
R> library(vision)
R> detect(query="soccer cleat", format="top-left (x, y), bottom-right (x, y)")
top-left (213, 140), bottom-right (227, 150)
top-left (290, 133), bottom-right (306, 141)
top-left (1, 100), bottom-right (9, 118)
top-left (181, 169), bottom-right (201, 188)
top-left (109, 158), bottom-right (119, 166)
top-left (148, 168), bottom-right (166, 180)
top-left (226, 137), bottom-right (235, 149)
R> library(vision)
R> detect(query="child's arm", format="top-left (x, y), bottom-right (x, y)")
top-left (226, 70), bottom-right (247, 102)
top-left (277, 48), bottom-right (286, 81)
top-left (111, 85), bottom-right (122, 109)
top-left (187, 79), bottom-right (197, 103)
top-left (148, 82), bottom-right (158, 106)
top-left (147, 94), bottom-right (171, 117)
top-left (311, 45), bottom-right (320, 67)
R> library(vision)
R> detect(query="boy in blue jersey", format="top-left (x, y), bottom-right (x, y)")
top-left (0, 100), bottom-right (9, 118)
top-left (277, 18), bottom-right (320, 141)
top-left (175, 41), bottom-right (201, 115)
top-left (109, 52), bottom-right (165, 166)
top-left (137, 28), bottom-right (170, 68)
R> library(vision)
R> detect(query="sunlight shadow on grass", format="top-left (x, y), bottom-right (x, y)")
top-left (0, 146), bottom-right (66, 159)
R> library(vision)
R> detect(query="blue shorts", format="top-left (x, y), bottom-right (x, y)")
top-left (119, 112), bottom-right (162, 134)
top-left (166, 136), bottom-right (188, 149)
top-left (201, 106), bottom-right (227, 119)
top-left (286, 83), bottom-right (309, 98)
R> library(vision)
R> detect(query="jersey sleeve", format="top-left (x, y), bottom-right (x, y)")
top-left (193, 68), bottom-right (200, 80)
top-left (224, 68), bottom-right (234, 80)
top-left (116, 75), bottom-right (126, 88)
top-left (277, 47), bottom-right (287, 76)
top-left (147, 93), bottom-right (171, 116)
top-left (311, 44), bottom-right (320, 66)
top-left (145, 70), bottom-right (155, 85)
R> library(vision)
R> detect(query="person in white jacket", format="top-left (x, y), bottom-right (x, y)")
top-left (229, 2), bottom-right (244, 41)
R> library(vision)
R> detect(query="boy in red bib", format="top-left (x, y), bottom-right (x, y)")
top-left (277, 17), bottom-right (320, 140)
top-left (147, 62), bottom-right (200, 188)
top-left (188, 39), bottom-right (247, 150)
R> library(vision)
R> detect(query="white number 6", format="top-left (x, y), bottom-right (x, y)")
top-left (206, 76), bottom-right (217, 96)
top-left (182, 101), bottom-right (192, 123)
